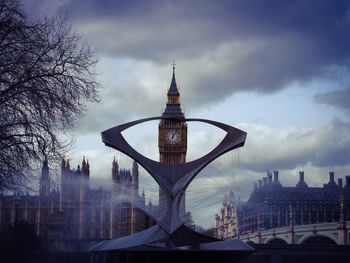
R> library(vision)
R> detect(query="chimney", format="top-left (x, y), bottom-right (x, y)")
top-left (267, 174), bottom-right (272, 184)
top-left (272, 170), bottom-right (282, 187)
top-left (296, 171), bottom-right (308, 188)
top-left (338, 178), bottom-right (343, 188)
top-left (76, 165), bottom-right (81, 175)
top-left (263, 177), bottom-right (267, 187)
top-left (258, 179), bottom-right (263, 188)
top-left (329, 171), bottom-right (335, 183)
top-left (346, 176), bottom-right (350, 188)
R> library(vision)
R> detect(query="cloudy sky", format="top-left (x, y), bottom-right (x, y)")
top-left (24, 0), bottom-right (350, 228)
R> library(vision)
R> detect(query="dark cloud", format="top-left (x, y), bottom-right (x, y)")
top-left (82, 0), bottom-right (349, 108)
top-left (22, 0), bottom-right (350, 135)
top-left (314, 88), bottom-right (350, 113)
top-left (23, 0), bottom-right (350, 93)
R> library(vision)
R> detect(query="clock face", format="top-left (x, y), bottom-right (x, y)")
top-left (166, 129), bottom-right (181, 144)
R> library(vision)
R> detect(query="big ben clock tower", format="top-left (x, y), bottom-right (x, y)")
top-left (158, 64), bottom-right (187, 216)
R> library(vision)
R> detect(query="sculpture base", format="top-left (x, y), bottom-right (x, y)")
top-left (89, 225), bottom-right (254, 263)
top-left (90, 248), bottom-right (254, 263)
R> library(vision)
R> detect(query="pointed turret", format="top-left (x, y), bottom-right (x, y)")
top-left (142, 189), bottom-right (145, 200)
top-left (81, 156), bottom-right (90, 177)
top-left (42, 158), bottom-right (49, 178)
top-left (132, 160), bottom-right (139, 181)
top-left (61, 158), bottom-right (66, 170)
top-left (80, 157), bottom-right (90, 192)
top-left (227, 190), bottom-right (236, 205)
top-left (86, 159), bottom-right (90, 175)
top-left (112, 157), bottom-right (119, 183)
top-left (76, 165), bottom-right (81, 175)
top-left (132, 160), bottom-right (139, 196)
top-left (40, 158), bottom-right (50, 196)
top-left (82, 156), bottom-right (87, 173)
top-left (168, 64), bottom-right (180, 96)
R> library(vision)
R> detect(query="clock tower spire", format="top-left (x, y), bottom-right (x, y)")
top-left (158, 64), bottom-right (187, 216)
top-left (162, 63), bottom-right (184, 119)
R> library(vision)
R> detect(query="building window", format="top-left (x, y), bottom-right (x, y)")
top-left (104, 210), bottom-right (109, 219)
top-left (303, 205), bottom-right (308, 212)
top-left (96, 210), bottom-right (100, 222)
top-left (120, 209), bottom-right (128, 223)
top-left (30, 210), bottom-right (36, 222)
top-left (120, 229), bottom-right (128, 237)
top-left (86, 210), bottom-right (91, 222)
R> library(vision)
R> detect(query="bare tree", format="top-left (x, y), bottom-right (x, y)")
top-left (0, 0), bottom-right (100, 190)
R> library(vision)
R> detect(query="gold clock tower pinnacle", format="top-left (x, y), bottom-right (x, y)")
top-left (158, 65), bottom-right (187, 216)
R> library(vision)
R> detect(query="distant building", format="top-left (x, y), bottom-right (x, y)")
top-left (215, 171), bottom-right (350, 239)
top-left (215, 191), bottom-right (239, 239)
top-left (0, 157), bottom-right (153, 247)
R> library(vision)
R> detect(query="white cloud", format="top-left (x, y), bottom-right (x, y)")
top-left (237, 122), bottom-right (337, 171)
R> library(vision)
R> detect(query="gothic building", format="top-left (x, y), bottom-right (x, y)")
top-left (158, 64), bottom-right (187, 217)
top-left (215, 171), bottom-right (350, 239)
top-left (0, 157), bottom-right (153, 246)
top-left (215, 190), bottom-right (239, 240)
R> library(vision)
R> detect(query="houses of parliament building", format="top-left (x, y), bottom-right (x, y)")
top-left (0, 66), bottom-right (189, 248)
top-left (0, 157), bottom-right (153, 243)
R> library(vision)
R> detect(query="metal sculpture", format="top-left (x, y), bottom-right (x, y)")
top-left (101, 116), bottom-right (246, 233)
top-left (90, 116), bottom-right (253, 262)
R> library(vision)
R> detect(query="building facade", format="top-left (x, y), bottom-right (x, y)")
top-left (215, 171), bottom-right (350, 239)
top-left (0, 156), bottom-right (154, 245)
